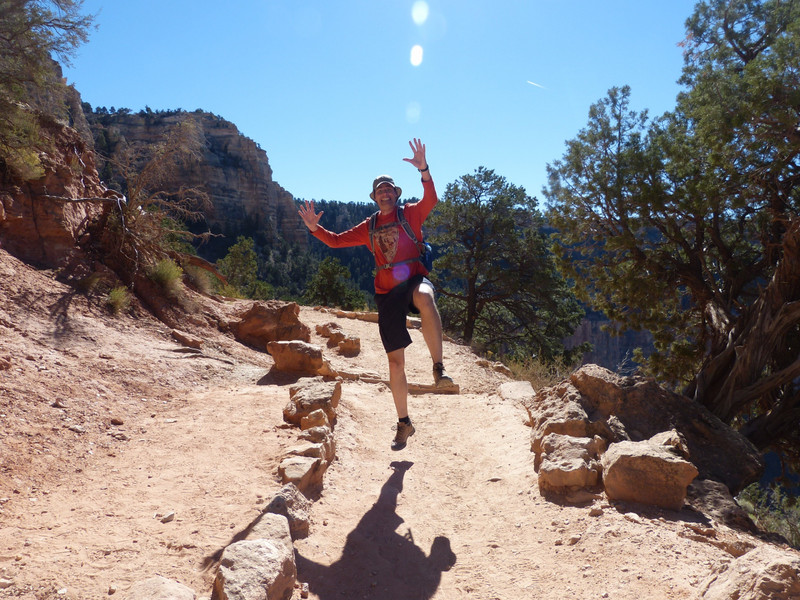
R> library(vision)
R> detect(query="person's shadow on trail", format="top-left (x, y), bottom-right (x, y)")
top-left (295, 461), bottom-right (456, 599)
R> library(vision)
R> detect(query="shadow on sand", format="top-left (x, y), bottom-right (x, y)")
top-left (295, 461), bottom-right (456, 599)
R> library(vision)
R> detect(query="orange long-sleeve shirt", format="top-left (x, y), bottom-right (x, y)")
top-left (311, 178), bottom-right (438, 294)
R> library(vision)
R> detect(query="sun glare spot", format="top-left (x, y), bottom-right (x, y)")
top-left (410, 45), bottom-right (424, 66)
top-left (412, 1), bottom-right (430, 25)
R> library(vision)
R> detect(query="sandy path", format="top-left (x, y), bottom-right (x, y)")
top-left (0, 284), bottom-right (767, 600)
top-left (291, 309), bottom-right (734, 600)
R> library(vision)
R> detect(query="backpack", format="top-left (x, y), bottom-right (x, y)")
top-left (367, 205), bottom-right (433, 272)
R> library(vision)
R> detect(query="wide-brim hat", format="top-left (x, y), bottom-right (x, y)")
top-left (370, 175), bottom-right (402, 201)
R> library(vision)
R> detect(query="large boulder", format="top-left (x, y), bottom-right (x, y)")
top-left (213, 538), bottom-right (296, 600)
top-left (685, 479), bottom-right (757, 532)
top-left (299, 425), bottom-right (336, 463)
top-left (278, 455), bottom-right (326, 496)
top-left (700, 545), bottom-right (800, 600)
top-left (524, 365), bottom-right (762, 508)
top-left (245, 513), bottom-right (293, 555)
top-left (264, 483), bottom-right (312, 541)
top-left (537, 433), bottom-right (604, 493)
top-left (283, 378), bottom-right (341, 426)
top-left (527, 382), bottom-right (592, 467)
top-left (232, 301), bottom-right (310, 350)
top-left (315, 322), bottom-right (361, 356)
top-left (570, 365), bottom-right (761, 493)
top-left (268, 340), bottom-right (336, 377)
top-left (602, 434), bottom-right (699, 510)
top-left (124, 575), bottom-right (195, 600)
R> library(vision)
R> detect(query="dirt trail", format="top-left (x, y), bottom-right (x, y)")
top-left (0, 255), bottom-right (775, 600)
top-left (292, 309), bottom-right (729, 600)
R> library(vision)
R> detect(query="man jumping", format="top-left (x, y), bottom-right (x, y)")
top-left (298, 138), bottom-right (454, 450)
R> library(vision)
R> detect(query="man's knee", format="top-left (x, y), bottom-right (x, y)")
top-left (387, 348), bottom-right (405, 370)
top-left (413, 283), bottom-right (437, 313)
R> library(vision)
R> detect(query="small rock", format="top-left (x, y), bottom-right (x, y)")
top-left (110, 417), bottom-right (124, 426)
top-left (160, 512), bottom-right (175, 523)
top-left (51, 400), bottom-right (67, 409)
top-left (171, 329), bottom-right (203, 349)
top-left (108, 584), bottom-right (117, 595)
top-left (301, 582), bottom-right (309, 598)
top-left (67, 425), bottom-right (85, 434)
top-left (589, 507), bottom-right (604, 517)
top-left (0, 579), bottom-right (14, 589)
top-left (300, 409), bottom-right (329, 430)
top-left (569, 535), bottom-right (582, 545)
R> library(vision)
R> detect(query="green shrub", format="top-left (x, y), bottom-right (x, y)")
top-left (73, 272), bottom-right (103, 294)
top-left (106, 286), bottom-right (131, 315)
top-left (506, 355), bottom-right (574, 391)
top-left (183, 265), bottom-right (213, 295)
top-left (738, 482), bottom-right (800, 548)
top-left (147, 259), bottom-right (183, 298)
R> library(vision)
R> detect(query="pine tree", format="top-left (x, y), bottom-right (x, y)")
top-left (428, 167), bottom-right (584, 361)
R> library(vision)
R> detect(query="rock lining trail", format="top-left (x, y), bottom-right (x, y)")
top-left (0, 255), bottom-right (789, 600)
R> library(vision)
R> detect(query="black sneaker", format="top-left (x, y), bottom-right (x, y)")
top-left (433, 362), bottom-right (454, 387)
top-left (391, 421), bottom-right (415, 451)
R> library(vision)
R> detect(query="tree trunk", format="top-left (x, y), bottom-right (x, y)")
top-left (463, 278), bottom-right (478, 343)
top-left (695, 218), bottom-right (800, 449)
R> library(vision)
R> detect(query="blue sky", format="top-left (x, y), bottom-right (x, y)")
top-left (64, 0), bottom-right (699, 206)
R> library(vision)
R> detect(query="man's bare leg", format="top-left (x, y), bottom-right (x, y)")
top-left (387, 347), bottom-right (415, 450)
top-left (413, 282), bottom-right (454, 387)
top-left (386, 347), bottom-right (409, 418)
top-left (412, 282), bottom-right (443, 364)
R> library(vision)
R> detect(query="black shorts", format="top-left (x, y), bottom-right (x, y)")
top-left (374, 274), bottom-right (434, 354)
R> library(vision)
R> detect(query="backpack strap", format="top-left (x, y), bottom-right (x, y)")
top-left (366, 206), bottom-right (426, 271)
top-left (396, 206), bottom-right (426, 255)
top-left (367, 210), bottom-right (379, 253)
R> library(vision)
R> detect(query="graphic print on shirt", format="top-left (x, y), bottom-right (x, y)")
top-left (374, 223), bottom-right (400, 263)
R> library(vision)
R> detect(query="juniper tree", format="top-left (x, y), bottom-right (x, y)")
top-left (546, 0), bottom-right (800, 464)
top-left (0, 0), bottom-right (93, 175)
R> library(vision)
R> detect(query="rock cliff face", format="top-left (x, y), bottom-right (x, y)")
top-left (0, 113), bottom-right (106, 268)
top-left (84, 109), bottom-right (307, 249)
top-left (564, 313), bottom-right (654, 371)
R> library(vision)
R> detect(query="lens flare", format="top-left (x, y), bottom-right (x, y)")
top-left (406, 101), bottom-right (421, 124)
top-left (410, 44), bottom-right (424, 66)
top-left (411, 1), bottom-right (429, 25)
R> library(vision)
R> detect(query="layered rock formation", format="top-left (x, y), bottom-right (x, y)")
top-left (83, 108), bottom-right (307, 248)
top-left (0, 109), bottom-right (106, 268)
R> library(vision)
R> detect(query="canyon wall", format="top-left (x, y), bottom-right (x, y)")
top-left (84, 108), bottom-right (307, 249)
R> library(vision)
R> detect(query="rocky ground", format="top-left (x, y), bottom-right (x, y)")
top-left (0, 248), bottom-right (796, 600)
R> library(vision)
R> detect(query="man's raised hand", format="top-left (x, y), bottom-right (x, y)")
top-left (403, 138), bottom-right (427, 171)
top-left (298, 200), bottom-right (323, 232)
